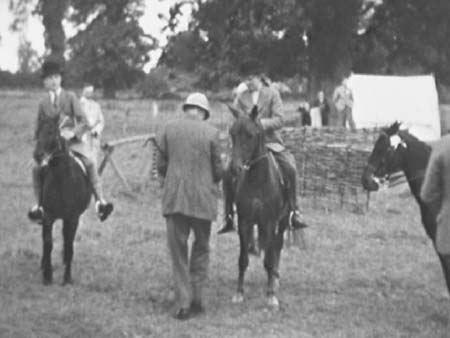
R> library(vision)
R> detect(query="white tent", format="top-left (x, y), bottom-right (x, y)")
top-left (348, 74), bottom-right (441, 141)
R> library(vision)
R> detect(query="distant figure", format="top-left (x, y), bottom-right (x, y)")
top-left (80, 83), bottom-right (105, 164)
top-left (311, 90), bottom-right (330, 127)
top-left (332, 78), bottom-right (356, 130)
top-left (298, 101), bottom-right (311, 126)
top-left (156, 92), bottom-right (224, 320)
top-left (421, 135), bottom-right (450, 256)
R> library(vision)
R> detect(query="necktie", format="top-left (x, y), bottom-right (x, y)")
top-left (53, 92), bottom-right (59, 111)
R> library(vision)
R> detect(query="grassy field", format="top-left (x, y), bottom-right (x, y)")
top-left (0, 90), bottom-right (449, 338)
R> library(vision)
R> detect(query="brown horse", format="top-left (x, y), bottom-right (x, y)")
top-left (34, 115), bottom-right (92, 285)
top-left (361, 121), bottom-right (450, 299)
top-left (228, 105), bottom-right (290, 308)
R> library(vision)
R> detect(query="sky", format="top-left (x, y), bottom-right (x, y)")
top-left (0, 0), bottom-right (191, 72)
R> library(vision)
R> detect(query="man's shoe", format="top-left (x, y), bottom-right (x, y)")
top-left (28, 205), bottom-right (44, 224)
top-left (189, 301), bottom-right (205, 315)
top-left (96, 201), bottom-right (114, 222)
top-left (291, 211), bottom-right (308, 229)
top-left (174, 307), bottom-right (192, 321)
top-left (217, 215), bottom-right (235, 234)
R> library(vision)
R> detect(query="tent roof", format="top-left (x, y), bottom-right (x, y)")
top-left (348, 74), bottom-right (440, 141)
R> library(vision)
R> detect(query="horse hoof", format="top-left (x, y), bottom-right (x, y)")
top-left (43, 278), bottom-right (52, 286)
top-left (266, 295), bottom-right (279, 309)
top-left (63, 278), bottom-right (73, 286)
top-left (232, 293), bottom-right (244, 304)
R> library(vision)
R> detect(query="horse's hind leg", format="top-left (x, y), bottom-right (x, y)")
top-left (233, 220), bottom-right (251, 303)
top-left (41, 217), bottom-right (54, 285)
top-left (62, 217), bottom-right (79, 285)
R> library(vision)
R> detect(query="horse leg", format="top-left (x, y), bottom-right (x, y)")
top-left (62, 217), bottom-right (79, 285)
top-left (264, 224), bottom-right (280, 308)
top-left (232, 220), bottom-right (250, 303)
top-left (41, 216), bottom-right (54, 285)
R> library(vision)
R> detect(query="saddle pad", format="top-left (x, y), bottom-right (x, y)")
top-left (268, 152), bottom-right (285, 187)
top-left (266, 142), bottom-right (285, 153)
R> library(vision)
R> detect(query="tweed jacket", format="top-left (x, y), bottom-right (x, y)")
top-left (233, 85), bottom-right (284, 145)
top-left (156, 118), bottom-right (224, 221)
top-left (34, 89), bottom-right (91, 159)
top-left (421, 134), bottom-right (450, 255)
top-left (332, 84), bottom-right (354, 112)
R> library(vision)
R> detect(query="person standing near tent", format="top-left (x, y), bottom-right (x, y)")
top-left (333, 78), bottom-right (356, 130)
top-left (79, 83), bottom-right (105, 165)
top-left (311, 90), bottom-right (330, 127)
top-left (155, 92), bottom-right (224, 320)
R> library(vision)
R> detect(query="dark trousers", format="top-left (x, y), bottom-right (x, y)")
top-left (166, 214), bottom-right (211, 309)
top-left (222, 149), bottom-right (299, 218)
top-left (337, 107), bottom-right (356, 130)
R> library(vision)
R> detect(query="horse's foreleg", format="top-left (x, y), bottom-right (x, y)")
top-left (233, 221), bottom-right (250, 303)
top-left (41, 218), bottom-right (54, 285)
top-left (264, 225), bottom-right (281, 308)
top-left (62, 217), bottom-right (79, 285)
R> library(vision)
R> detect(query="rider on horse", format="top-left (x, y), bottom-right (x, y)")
top-left (218, 59), bottom-right (308, 234)
top-left (28, 59), bottom-right (113, 223)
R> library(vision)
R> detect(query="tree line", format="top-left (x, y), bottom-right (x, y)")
top-left (6, 0), bottom-right (450, 98)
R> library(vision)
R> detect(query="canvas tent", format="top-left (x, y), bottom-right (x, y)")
top-left (348, 74), bottom-right (441, 141)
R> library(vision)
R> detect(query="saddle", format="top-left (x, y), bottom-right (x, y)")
top-left (70, 152), bottom-right (88, 176)
top-left (266, 143), bottom-right (287, 189)
top-left (40, 151), bottom-right (87, 176)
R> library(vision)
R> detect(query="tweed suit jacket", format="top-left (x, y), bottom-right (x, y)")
top-left (34, 89), bottom-right (91, 159)
top-left (156, 118), bottom-right (224, 221)
top-left (332, 85), bottom-right (354, 112)
top-left (233, 85), bottom-right (284, 145)
top-left (421, 134), bottom-right (450, 255)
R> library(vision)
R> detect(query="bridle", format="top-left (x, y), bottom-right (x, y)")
top-left (242, 153), bottom-right (268, 171)
top-left (370, 131), bottom-right (424, 186)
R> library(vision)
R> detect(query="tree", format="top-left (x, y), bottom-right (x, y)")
top-left (305, 0), bottom-right (363, 96)
top-left (68, 0), bottom-right (157, 98)
top-left (10, 0), bottom-right (68, 64)
top-left (17, 38), bottom-right (40, 73)
top-left (355, 0), bottom-right (450, 85)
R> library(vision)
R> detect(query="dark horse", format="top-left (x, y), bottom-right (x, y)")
top-left (361, 121), bottom-right (450, 298)
top-left (35, 115), bottom-right (91, 284)
top-left (228, 105), bottom-right (290, 308)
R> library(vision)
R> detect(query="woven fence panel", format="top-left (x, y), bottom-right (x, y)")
top-left (281, 127), bottom-right (380, 212)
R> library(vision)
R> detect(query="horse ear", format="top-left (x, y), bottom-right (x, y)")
top-left (386, 121), bottom-right (401, 135)
top-left (227, 104), bottom-right (243, 119)
top-left (250, 105), bottom-right (259, 121)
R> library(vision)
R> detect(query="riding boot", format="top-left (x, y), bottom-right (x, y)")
top-left (28, 164), bottom-right (44, 224)
top-left (85, 158), bottom-right (114, 221)
top-left (272, 151), bottom-right (308, 230)
top-left (217, 168), bottom-right (236, 234)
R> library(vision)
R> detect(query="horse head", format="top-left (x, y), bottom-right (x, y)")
top-left (228, 104), bottom-right (265, 175)
top-left (361, 121), bottom-right (407, 191)
top-left (35, 115), bottom-right (68, 163)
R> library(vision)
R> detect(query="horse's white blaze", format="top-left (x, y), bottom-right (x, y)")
top-left (232, 293), bottom-right (244, 303)
top-left (267, 295), bottom-right (279, 308)
top-left (390, 135), bottom-right (407, 149)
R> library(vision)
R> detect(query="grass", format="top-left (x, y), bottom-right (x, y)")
top-left (0, 90), bottom-right (449, 338)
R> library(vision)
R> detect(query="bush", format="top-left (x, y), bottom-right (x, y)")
top-left (0, 70), bottom-right (40, 88)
